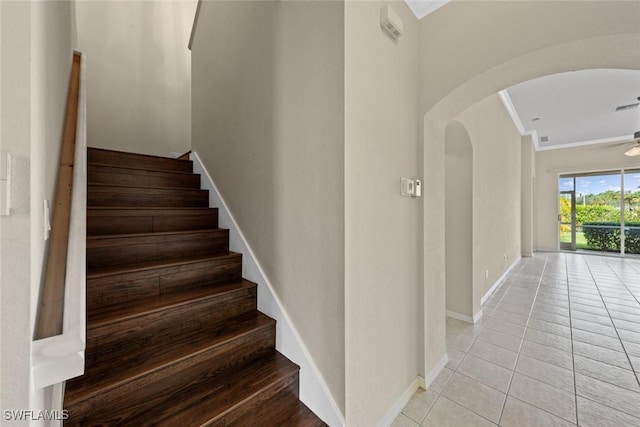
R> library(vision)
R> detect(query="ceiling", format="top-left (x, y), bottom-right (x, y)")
top-left (502, 69), bottom-right (640, 150)
top-left (404, 0), bottom-right (450, 18)
top-left (404, 1), bottom-right (640, 152)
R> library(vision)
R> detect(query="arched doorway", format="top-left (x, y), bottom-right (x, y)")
top-left (422, 31), bottom-right (640, 379)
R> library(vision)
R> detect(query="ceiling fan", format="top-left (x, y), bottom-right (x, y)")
top-left (624, 131), bottom-right (640, 157)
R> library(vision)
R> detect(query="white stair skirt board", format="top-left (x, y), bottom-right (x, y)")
top-left (191, 152), bottom-right (344, 427)
top-left (376, 376), bottom-right (427, 427)
top-left (480, 256), bottom-right (522, 306)
top-left (446, 309), bottom-right (483, 325)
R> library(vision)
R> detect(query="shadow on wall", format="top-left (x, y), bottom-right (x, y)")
top-left (444, 120), bottom-right (473, 322)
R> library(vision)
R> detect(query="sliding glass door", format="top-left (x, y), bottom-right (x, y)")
top-left (559, 190), bottom-right (576, 250)
top-left (624, 169), bottom-right (640, 255)
top-left (559, 171), bottom-right (626, 254)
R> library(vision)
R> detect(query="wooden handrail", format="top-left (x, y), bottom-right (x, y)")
top-left (36, 53), bottom-right (81, 339)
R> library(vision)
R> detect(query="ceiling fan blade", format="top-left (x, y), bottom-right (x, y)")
top-left (624, 145), bottom-right (640, 156)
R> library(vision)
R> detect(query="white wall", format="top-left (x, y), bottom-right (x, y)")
top-left (535, 143), bottom-right (640, 251)
top-left (344, 1), bottom-right (422, 425)
top-left (0, 0), bottom-right (73, 420)
top-left (456, 94), bottom-right (522, 313)
top-left (75, 0), bottom-right (196, 157)
top-left (444, 121), bottom-right (473, 319)
top-left (1, 1), bottom-right (34, 417)
top-left (419, 0), bottom-right (640, 379)
top-left (191, 0), bottom-right (345, 418)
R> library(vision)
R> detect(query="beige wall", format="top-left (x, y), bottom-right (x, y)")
top-left (457, 94), bottom-right (522, 314)
top-left (0, 0), bottom-right (73, 415)
top-left (444, 121), bottom-right (473, 319)
top-left (344, 1), bottom-right (421, 424)
top-left (521, 135), bottom-right (535, 257)
top-left (76, 0), bottom-right (196, 156)
top-left (535, 143), bottom-right (640, 251)
top-left (191, 0), bottom-right (345, 415)
top-left (420, 0), bottom-right (640, 379)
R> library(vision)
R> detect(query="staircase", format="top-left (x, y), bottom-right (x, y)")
top-left (64, 148), bottom-right (326, 426)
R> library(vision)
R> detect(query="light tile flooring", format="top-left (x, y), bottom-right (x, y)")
top-left (393, 252), bottom-right (640, 426)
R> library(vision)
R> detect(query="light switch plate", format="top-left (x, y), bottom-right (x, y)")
top-left (401, 177), bottom-right (415, 197)
top-left (0, 153), bottom-right (11, 216)
top-left (0, 181), bottom-right (8, 216)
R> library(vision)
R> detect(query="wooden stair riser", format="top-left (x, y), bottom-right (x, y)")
top-left (126, 353), bottom-right (300, 426)
top-left (65, 324), bottom-right (276, 426)
top-left (88, 208), bottom-right (219, 235)
top-left (87, 230), bottom-right (229, 269)
top-left (221, 375), bottom-right (299, 427)
top-left (88, 148), bottom-right (193, 173)
top-left (89, 164), bottom-right (201, 189)
top-left (88, 185), bottom-right (209, 207)
top-left (88, 254), bottom-right (242, 309)
top-left (87, 286), bottom-right (257, 364)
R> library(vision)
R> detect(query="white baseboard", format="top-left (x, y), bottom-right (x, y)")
top-left (446, 310), bottom-right (473, 323)
top-left (480, 256), bottom-right (522, 306)
top-left (376, 376), bottom-right (426, 427)
top-left (425, 353), bottom-right (449, 388)
top-left (446, 309), bottom-right (483, 324)
top-left (191, 151), bottom-right (344, 427)
top-left (473, 309), bottom-right (483, 324)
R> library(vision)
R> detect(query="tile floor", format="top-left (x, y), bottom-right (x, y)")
top-left (393, 252), bottom-right (640, 426)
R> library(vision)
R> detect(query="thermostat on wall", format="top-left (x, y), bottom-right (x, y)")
top-left (380, 6), bottom-right (403, 41)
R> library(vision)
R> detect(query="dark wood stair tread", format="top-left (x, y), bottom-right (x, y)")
top-left (87, 228), bottom-right (222, 244)
top-left (88, 181), bottom-right (204, 192)
top-left (87, 251), bottom-right (240, 278)
top-left (88, 147), bottom-right (189, 161)
top-left (88, 147), bottom-right (193, 173)
top-left (88, 184), bottom-right (209, 207)
top-left (278, 401), bottom-right (329, 427)
top-left (87, 207), bottom-right (219, 236)
top-left (134, 351), bottom-right (300, 427)
top-left (65, 311), bottom-right (275, 406)
top-left (87, 206), bottom-right (217, 215)
top-left (87, 229), bottom-right (229, 269)
top-left (88, 161), bottom-right (198, 176)
top-left (87, 228), bottom-right (229, 249)
top-left (88, 279), bottom-right (256, 329)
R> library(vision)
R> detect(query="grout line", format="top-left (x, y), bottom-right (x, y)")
top-left (497, 255), bottom-right (549, 426)
top-left (437, 258), bottom-right (534, 426)
top-left (582, 257), bottom-right (640, 389)
top-left (564, 253), bottom-right (580, 426)
top-left (419, 254), bottom-right (640, 427)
